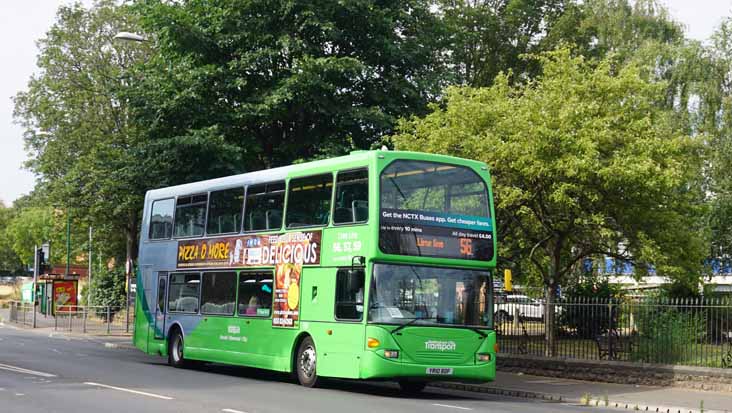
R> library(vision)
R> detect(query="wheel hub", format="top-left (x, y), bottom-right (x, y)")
top-left (300, 346), bottom-right (316, 377)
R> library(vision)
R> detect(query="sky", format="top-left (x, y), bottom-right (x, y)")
top-left (0, 0), bottom-right (731, 206)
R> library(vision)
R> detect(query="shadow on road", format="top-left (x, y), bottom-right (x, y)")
top-left (152, 360), bottom-right (539, 403)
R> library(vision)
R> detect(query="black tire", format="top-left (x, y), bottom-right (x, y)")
top-left (168, 329), bottom-right (187, 368)
top-left (399, 380), bottom-right (427, 395)
top-left (295, 336), bottom-right (319, 387)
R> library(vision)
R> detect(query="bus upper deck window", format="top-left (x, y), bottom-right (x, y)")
top-left (244, 182), bottom-right (285, 232)
top-left (334, 169), bottom-right (368, 224)
top-left (149, 198), bottom-right (174, 239)
top-left (174, 194), bottom-right (208, 238)
top-left (207, 187), bottom-right (244, 235)
top-left (286, 174), bottom-right (333, 228)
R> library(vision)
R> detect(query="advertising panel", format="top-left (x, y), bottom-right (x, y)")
top-left (177, 231), bottom-right (321, 269)
top-left (177, 231), bottom-right (321, 329)
top-left (53, 280), bottom-right (77, 312)
top-left (379, 208), bottom-right (494, 261)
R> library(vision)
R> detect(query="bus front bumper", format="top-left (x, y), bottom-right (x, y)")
top-left (359, 351), bottom-right (496, 382)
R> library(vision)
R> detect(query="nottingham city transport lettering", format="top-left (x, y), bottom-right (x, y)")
top-left (177, 231), bottom-right (321, 269)
top-left (425, 340), bottom-right (457, 351)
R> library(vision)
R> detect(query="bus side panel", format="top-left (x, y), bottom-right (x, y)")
top-left (299, 267), bottom-right (363, 379)
top-left (133, 266), bottom-right (158, 355)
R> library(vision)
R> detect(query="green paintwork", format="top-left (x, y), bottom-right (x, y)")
top-left (135, 150), bottom-right (497, 383)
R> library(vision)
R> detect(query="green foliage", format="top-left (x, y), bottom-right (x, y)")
top-left (437, 0), bottom-right (571, 86)
top-left (559, 276), bottom-right (623, 338)
top-left (131, 0), bottom-right (447, 168)
top-left (632, 307), bottom-right (706, 364)
top-left (85, 267), bottom-right (126, 312)
top-left (0, 204), bottom-right (24, 274)
top-left (13, 1), bottom-right (150, 267)
top-left (393, 48), bottom-right (708, 293)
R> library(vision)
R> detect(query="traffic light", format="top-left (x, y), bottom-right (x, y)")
top-left (504, 269), bottom-right (513, 292)
top-left (37, 247), bottom-right (48, 274)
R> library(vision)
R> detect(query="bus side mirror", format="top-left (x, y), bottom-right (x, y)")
top-left (351, 255), bottom-right (365, 270)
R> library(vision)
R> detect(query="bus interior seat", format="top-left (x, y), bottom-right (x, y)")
top-left (176, 297), bottom-right (198, 312)
top-left (248, 211), bottom-right (266, 231)
top-left (265, 209), bottom-right (282, 230)
top-left (352, 200), bottom-right (368, 221)
top-left (334, 207), bottom-right (352, 223)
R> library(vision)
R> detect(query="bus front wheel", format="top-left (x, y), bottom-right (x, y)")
top-left (296, 337), bottom-right (319, 388)
top-left (168, 330), bottom-right (186, 368)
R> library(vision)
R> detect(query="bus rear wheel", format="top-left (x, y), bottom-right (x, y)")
top-left (398, 380), bottom-right (427, 395)
top-left (168, 330), bottom-right (187, 368)
top-left (296, 337), bottom-right (319, 388)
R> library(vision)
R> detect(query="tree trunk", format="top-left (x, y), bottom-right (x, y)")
top-left (125, 212), bottom-right (138, 275)
top-left (544, 280), bottom-right (557, 357)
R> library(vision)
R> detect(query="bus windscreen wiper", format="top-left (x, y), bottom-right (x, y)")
top-left (390, 316), bottom-right (436, 335)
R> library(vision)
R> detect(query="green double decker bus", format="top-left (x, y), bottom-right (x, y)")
top-left (133, 149), bottom-right (497, 392)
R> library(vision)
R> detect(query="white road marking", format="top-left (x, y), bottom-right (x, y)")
top-left (222, 409), bottom-right (249, 413)
top-left (84, 382), bottom-right (174, 400)
top-left (51, 348), bottom-right (61, 353)
top-left (15, 393), bottom-right (24, 396)
top-left (432, 403), bottom-right (472, 410)
top-left (0, 363), bottom-right (57, 378)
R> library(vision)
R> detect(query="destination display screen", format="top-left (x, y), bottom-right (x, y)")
top-left (379, 208), bottom-right (494, 260)
top-left (379, 160), bottom-right (494, 261)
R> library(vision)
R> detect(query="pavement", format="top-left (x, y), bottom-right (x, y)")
top-left (1, 309), bottom-right (731, 413)
top-left (437, 372), bottom-right (732, 413)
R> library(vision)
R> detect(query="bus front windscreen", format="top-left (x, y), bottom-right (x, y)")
top-left (368, 263), bottom-right (492, 328)
top-left (379, 160), bottom-right (494, 260)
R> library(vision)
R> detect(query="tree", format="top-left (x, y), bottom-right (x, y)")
top-left (437, 0), bottom-right (572, 86)
top-left (130, 0), bottom-right (447, 169)
top-left (698, 19), bottom-right (732, 267)
top-left (0, 204), bottom-right (24, 275)
top-left (392, 48), bottom-right (708, 355)
top-left (13, 1), bottom-right (151, 270)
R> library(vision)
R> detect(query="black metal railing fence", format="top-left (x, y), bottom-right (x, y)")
top-left (494, 296), bottom-right (732, 368)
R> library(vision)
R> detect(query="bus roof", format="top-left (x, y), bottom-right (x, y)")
top-left (144, 150), bottom-right (488, 201)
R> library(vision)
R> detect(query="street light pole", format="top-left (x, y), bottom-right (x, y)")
top-left (88, 226), bottom-right (93, 306)
top-left (65, 208), bottom-right (71, 275)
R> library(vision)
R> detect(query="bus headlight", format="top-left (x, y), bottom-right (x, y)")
top-left (384, 350), bottom-right (399, 359)
top-left (476, 353), bottom-right (492, 362)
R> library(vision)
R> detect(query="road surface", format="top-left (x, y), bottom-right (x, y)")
top-left (0, 322), bottom-right (617, 413)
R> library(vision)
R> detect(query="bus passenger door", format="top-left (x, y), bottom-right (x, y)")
top-left (154, 273), bottom-right (168, 340)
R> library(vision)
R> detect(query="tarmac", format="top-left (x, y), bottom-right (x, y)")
top-left (2, 307), bottom-right (730, 412)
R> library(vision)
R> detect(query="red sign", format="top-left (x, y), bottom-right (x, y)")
top-left (53, 280), bottom-right (77, 312)
top-left (177, 231), bottom-right (322, 269)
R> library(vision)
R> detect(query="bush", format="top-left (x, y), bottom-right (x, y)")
top-left (632, 306), bottom-right (706, 364)
top-left (559, 277), bottom-right (623, 338)
top-left (83, 267), bottom-right (126, 319)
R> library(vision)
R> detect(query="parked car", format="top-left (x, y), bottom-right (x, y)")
top-left (494, 294), bottom-right (545, 322)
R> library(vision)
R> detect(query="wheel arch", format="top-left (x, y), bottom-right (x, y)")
top-left (165, 322), bottom-right (185, 355)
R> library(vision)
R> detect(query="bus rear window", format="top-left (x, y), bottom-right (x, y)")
top-left (149, 198), bottom-right (174, 239)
